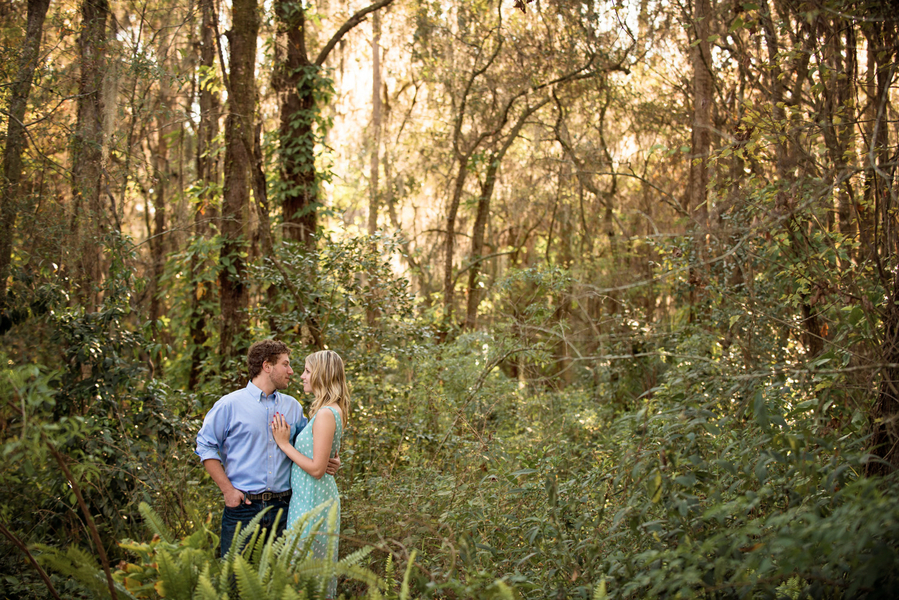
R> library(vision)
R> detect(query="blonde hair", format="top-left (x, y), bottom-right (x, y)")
top-left (305, 350), bottom-right (350, 425)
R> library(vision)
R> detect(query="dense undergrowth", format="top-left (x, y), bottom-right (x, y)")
top-left (2, 234), bottom-right (899, 599)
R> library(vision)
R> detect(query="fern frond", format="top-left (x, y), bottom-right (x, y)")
top-left (276, 503), bottom-right (329, 568)
top-left (266, 562), bottom-right (293, 599)
top-left (195, 574), bottom-right (221, 600)
top-left (291, 558), bottom-right (379, 588)
top-left (340, 545), bottom-right (373, 568)
top-left (257, 507), bottom-right (286, 578)
top-left (233, 554), bottom-right (266, 599)
top-left (289, 558), bottom-right (335, 579)
top-left (399, 550), bottom-right (417, 600)
top-left (279, 585), bottom-right (305, 600)
top-left (593, 577), bottom-right (607, 600)
top-left (34, 544), bottom-right (116, 599)
top-left (156, 547), bottom-right (196, 600)
top-left (325, 502), bottom-right (339, 562)
top-left (138, 501), bottom-right (174, 544)
top-left (226, 506), bottom-right (270, 563)
top-left (383, 553), bottom-right (394, 584)
top-left (333, 563), bottom-right (380, 588)
top-left (244, 521), bottom-right (269, 565)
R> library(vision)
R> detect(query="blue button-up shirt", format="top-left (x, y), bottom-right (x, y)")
top-left (195, 382), bottom-right (308, 494)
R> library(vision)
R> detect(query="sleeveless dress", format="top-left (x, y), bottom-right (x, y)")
top-left (286, 406), bottom-right (342, 565)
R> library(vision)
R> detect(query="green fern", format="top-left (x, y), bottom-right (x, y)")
top-left (257, 507), bottom-right (287, 578)
top-left (234, 554), bottom-right (268, 598)
top-left (384, 553), bottom-right (394, 583)
top-left (341, 546), bottom-right (374, 568)
top-left (399, 550), bottom-right (416, 600)
top-left (195, 573), bottom-right (219, 600)
top-left (39, 501), bottom-right (387, 599)
top-left (34, 544), bottom-right (138, 600)
top-left (138, 501), bottom-right (174, 544)
top-left (593, 577), bottom-right (607, 600)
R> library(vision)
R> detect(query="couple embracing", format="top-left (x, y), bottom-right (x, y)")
top-left (195, 339), bottom-right (348, 566)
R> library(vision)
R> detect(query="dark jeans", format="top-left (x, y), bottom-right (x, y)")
top-left (220, 495), bottom-right (291, 558)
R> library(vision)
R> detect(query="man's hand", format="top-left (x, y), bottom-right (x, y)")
top-left (224, 487), bottom-right (250, 508)
top-left (325, 455), bottom-right (341, 477)
top-left (203, 459), bottom-right (250, 508)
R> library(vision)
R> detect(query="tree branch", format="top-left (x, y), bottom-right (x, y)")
top-left (0, 521), bottom-right (61, 600)
top-left (45, 441), bottom-right (118, 600)
top-left (315, 0), bottom-right (396, 66)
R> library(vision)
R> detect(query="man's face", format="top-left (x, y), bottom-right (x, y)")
top-left (266, 353), bottom-right (293, 390)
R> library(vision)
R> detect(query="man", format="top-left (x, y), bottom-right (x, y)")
top-left (195, 339), bottom-right (340, 556)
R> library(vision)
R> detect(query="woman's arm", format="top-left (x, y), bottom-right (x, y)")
top-left (271, 411), bottom-right (336, 480)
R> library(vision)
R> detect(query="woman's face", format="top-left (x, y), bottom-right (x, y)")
top-left (301, 361), bottom-right (313, 394)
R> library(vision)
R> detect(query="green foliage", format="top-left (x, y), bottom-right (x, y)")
top-left (347, 305), bottom-right (899, 599)
top-left (37, 501), bottom-right (380, 600)
top-left (253, 232), bottom-right (422, 371)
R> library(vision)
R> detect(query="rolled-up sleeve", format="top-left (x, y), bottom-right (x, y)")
top-left (196, 402), bottom-right (228, 463)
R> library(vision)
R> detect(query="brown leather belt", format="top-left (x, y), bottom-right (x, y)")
top-left (244, 490), bottom-right (291, 502)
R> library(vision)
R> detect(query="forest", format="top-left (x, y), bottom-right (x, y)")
top-left (1, 0), bottom-right (898, 597)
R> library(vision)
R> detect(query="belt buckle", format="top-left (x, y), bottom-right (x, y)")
top-left (261, 492), bottom-right (272, 501)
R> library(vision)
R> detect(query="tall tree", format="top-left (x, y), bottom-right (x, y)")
top-left (368, 9), bottom-right (382, 237)
top-left (71, 0), bottom-right (110, 309)
top-left (686, 0), bottom-right (714, 319)
top-left (274, 0), bottom-right (395, 247)
top-left (0, 0), bottom-right (51, 326)
top-left (187, 0), bottom-right (221, 388)
top-left (219, 0), bottom-right (258, 360)
top-left (863, 7), bottom-right (899, 475)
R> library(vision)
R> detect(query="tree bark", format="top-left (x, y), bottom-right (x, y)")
top-left (368, 9), bottom-right (382, 236)
top-left (149, 85), bottom-right (173, 375)
top-left (0, 0), bottom-right (50, 322)
top-left (219, 0), bottom-right (257, 361)
top-left (442, 160), bottom-right (468, 330)
top-left (867, 271), bottom-right (899, 475)
top-left (275, 0), bottom-right (396, 248)
top-left (188, 0), bottom-right (220, 389)
top-left (274, 0), bottom-right (317, 247)
top-left (686, 0), bottom-right (713, 320)
top-left (859, 19), bottom-right (889, 259)
top-left (71, 0), bottom-right (109, 310)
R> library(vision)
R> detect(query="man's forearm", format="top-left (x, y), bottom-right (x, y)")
top-left (203, 459), bottom-right (237, 495)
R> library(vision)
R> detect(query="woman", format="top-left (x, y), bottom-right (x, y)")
top-left (271, 350), bottom-right (348, 574)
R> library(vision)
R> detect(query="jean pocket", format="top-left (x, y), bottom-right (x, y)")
top-left (223, 503), bottom-right (256, 516)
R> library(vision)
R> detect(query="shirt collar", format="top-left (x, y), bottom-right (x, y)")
top-left (246, 381), bottom-right (278, 403)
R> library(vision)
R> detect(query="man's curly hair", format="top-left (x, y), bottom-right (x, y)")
top-left (247, 339), bottom-right (290, 379)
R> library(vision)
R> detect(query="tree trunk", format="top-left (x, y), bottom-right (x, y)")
top-left (188, 0), bottom-right (220, 389)
top-left (464, 157), bottom-right (497, 330)
top-left (687, 0), bottom-right (713, 320)
top-left (276, 0), bottom-right (396, 247)
top-left (275, 0), bottom-right (318, 247)
top-left (0, 0), bottom-right (50, 323)
top-left (442, 161), bottom-right (468, 331)
top-left (863, 7), bottom-right (898, 475)
top-left (859, 20), bottom-right (886, 258)
top-left (219, 0), bottom-right (258, 361)
top-left (867, 271), bottom-right (899, 475)
top-left (148, 85), bottom-right (173, 375)
top-left (71, 0), bottom-right (109, 310)
top-left (368, 10), bottom-right (382, 236)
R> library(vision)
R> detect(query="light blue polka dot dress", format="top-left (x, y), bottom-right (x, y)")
top-left (286, 406), bottom-right (342, 562)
